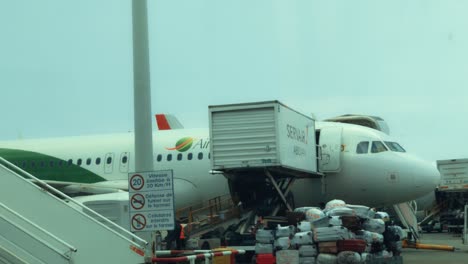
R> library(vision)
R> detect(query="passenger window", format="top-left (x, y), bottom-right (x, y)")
top-left (22, 161), bottom-right (27, 168)
top-left (96, 157), bottom-right (101, 165)
top-left (106, 157), bottom-right (112, 164)
top-left (371, 141), bottom-right (388, 153)
top-left (68, 159), bottom-right (73, 166)
top-left (40, 161), bottom-right (45, 167)
top-left (156, 154), bottom-right (162, 162)
top-left (198, 152), bottom-right (203, 160)
top-left (167, 154), bottom-right (172, 161)
top-left (122, 156), bottom-right (128, 164)
top-left (187, 153), bottom-right (193, 160)
top-left (31, 161), bottom-right (35, 167)
top-left (77, 159), bottom-right (82, 166)
top-left (58, 160), bottom-right (63, 167)
top-left (208, 153), bottom-right (211, 159)
top-left (177, 153), bottom-right (182, 161)
top-left (49, 161), bottom-right (54, 167)
top-left (86, 158), bottom-right (92, 165)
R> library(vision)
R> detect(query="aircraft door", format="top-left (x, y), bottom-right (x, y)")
top-left (319, 127), bottom-right (342, 173)
top-left (104, 152), bottom-right (114, 174)
top-left (119, 152), bottom-right (130, 173)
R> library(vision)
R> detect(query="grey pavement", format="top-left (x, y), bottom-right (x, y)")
top-left (403, 232), bottom-right (467, 264)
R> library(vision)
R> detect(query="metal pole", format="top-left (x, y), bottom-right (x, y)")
top-left (132, 0), bottom-right (154, 173)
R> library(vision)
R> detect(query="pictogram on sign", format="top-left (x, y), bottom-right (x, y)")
top-left (130, 174), bottom-right (144, 191)
top-left (131, 214), bottom-right (146, 231)
top-left (130, 193), bottom-right (145, 210)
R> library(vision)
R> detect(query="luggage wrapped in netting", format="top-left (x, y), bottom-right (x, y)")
top-left (336, 239), bottom-right (367, 253)
top-left (361, 253), bottom-right (372, 263)
top-left (256, 229), bottom-right (274, 243)
top-left (291, 231), bottom-right (314, 247)
top-left (327, 207), bottom-right (356, 217)
top-left (340, 215), bottom-right (362, 231)
top-left (318, 241), bottom-right (338, 254)
top-left (374, 211), bottom-right (390, 222)
top-left (346, 204), bottom-right (376, 219)
top-left (274, 237), bottom-right (291, 250)
top-left (298, 221), bottom-right (312, 232)
top-left (299, 244), bottom-right (318, 257)
top-left (314, 226), bottom-right (353, 242)
top-left (276, 250), bottom-right (299, 264)
top-left (276, 224), bottom-right (295, 238)
top-left (299, 257), bottom-right (317, 264)
top-left (305, 208), bottom-right (326, 222)
top-left (295, 207), bottom-right (317, 213)
top-left (255, 243), bottom-right (274, 254)
top-left (325, 199), bottom-right (346, 211)
top-left (316, 253), bottom-right (337, 264)
top-left (363, 219), bottom-right (386, 234)
top-left (312, 216), bottom-right (342, 228)
top-left (337, 251), bottom-right (361, 264)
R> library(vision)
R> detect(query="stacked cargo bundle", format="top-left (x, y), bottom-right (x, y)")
top-left (254, 199), bottom-right (404, 264)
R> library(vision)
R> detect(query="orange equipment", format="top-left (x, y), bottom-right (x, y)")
top-left (402, 239), bottom-right (456, 251)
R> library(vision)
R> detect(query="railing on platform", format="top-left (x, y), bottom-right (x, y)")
top-left (175, 194), bottom-right (241, 236)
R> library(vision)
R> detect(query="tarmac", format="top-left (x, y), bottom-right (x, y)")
top-left (402, 232), bottom-right (467, 264)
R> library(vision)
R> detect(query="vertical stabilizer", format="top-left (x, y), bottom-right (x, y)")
top-left (155, 114), bottom-right (184, 130)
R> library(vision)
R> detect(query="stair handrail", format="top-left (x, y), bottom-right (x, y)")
top-left (0, 202), bottom-right (77, 259)
top-left (0, 157), bottom-right (148, 249)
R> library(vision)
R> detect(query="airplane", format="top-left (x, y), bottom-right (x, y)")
top-left (0, 114), bottom-right (440, 212)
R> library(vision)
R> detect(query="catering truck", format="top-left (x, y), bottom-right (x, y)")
top-left (208, 100), bottom-right (320, 214)
top-left (438, 159), bottom-right (468, 192)
top-left (436, 159), bottom-right (468, 232)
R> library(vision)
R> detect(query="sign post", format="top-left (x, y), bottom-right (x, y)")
top-left (129, 170), bottom-right (175, 232)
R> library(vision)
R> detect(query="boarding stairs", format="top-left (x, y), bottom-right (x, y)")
top-left (0, 201), bottom-right (78, 264)
top-left (0, 157), bottom-right (147, 263)
top-left (419, 200), bottom-right (449, 226)
top-left (393, 201), bottom-right (420, 240)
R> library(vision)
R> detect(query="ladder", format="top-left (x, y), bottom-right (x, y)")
top-left (394, 201), bottom-right (420, 240)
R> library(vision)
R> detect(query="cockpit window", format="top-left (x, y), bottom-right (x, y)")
top-left (356, 141), bottom-right (369, 154)
top-left (371, 141), bottom-right (388, 153)
top-left (384, 141), bottom-right (406, 152)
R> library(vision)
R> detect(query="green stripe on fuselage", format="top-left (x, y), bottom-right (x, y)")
top-left (0, 148), bottom-right (106, 183)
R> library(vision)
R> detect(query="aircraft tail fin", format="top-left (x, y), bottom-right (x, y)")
top-left (155, 114), bottom-right (184, 130)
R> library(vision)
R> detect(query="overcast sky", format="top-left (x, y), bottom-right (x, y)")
top-left (1, 1), bottom-right (467, 162)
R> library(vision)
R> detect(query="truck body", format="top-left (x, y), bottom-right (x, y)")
top-left (209, 100), bottom-right (318, 175)
top-left (433, 159), bottom-right (468, 233)
top-left (437, 159), bottom-right (468, 191)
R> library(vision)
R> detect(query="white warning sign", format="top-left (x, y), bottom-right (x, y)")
top-left (129, 170), bottom-right (175, 232)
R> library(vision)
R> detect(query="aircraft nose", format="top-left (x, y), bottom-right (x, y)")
top-left (428, 163), bottom-right (441, 187)
top-left (412, 157), bottom-right (440, 194)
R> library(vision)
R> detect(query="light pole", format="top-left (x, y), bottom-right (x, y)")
top-left (132, 0), bottom-right (154, 173)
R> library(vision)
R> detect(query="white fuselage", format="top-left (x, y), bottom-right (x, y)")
top-left (0, 122), bottom-right (440, 209)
